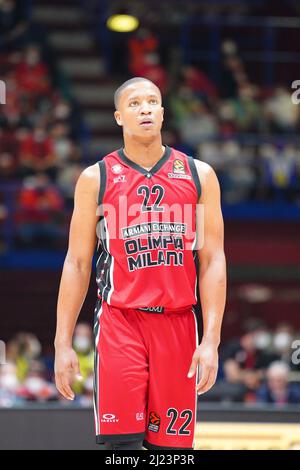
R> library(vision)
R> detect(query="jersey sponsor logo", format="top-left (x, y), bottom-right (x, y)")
top-left (148, 411), bottom-right (161, 433)
top-left (173, 159), bottom-right (185, 174)
top-left (113, 174), bottom-right (126, 183)
top-left (124, 236), bottom-right (184, 272)
top-left (101, 413), bottom-right (119, 423)
top-left (122, 222), bottom-right (187, 239)
top-left (136, 412), bottom-right (144, 421)
top-left (168, 173), bottom-right (192, 180)
top-left (125, 236), bottom-right (184, 252)
top-left (111, 164), bottom-right (123, 174)
top-left (127, 250), bottom-right (184, 271)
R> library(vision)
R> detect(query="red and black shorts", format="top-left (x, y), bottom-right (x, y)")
top-left (93, 299), bottom-right (198, 449)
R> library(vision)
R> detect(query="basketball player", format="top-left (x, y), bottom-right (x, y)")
top-left (54, 77), bottom-right (226, 450)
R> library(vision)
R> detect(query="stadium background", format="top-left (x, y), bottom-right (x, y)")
top-left (1, 0), bottom-right (300, 450)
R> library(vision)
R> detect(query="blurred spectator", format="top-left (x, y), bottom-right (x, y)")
top-left (16, 173), bottom-right (65, 248)
top-left (180, 102), bottom-right (218, 147)
top-left (271, 323), bottom-right (300, 372)
top-left (72, 323), bottom-right (94, 395)
top-left (261, 143), bottom-right (297, 201)
top-left (134, 52), bottom-right (168, 94)
top-left (52, 97), bottom-right (80, 138)
top-left (15, 44), bottom-right (50, 97)
top-left (7, 332), bottom-right (42, 382)
top-left (0, 362), bottom-right (22, 407)
top-left (221, 320), bottom-right (278, 402)
top-left (229, 85), bottom-right (262, 133)
top-left (168, 84), bottom-right (200, 129)
top-left (169, 86), bottom-right (218, 147)
top-left (218, 100), bottom-right (237, 137)
top-left (53, 98), bottom-right (72, 123)
top-left (77, 372), bottom-right (94, 406)
top-left (17, 360), bottom-right (57, 402)
top-left (256, 361), bottom-right (300, 405)
top-left (220, 54), bottom-right (247, 98)
top-left (19, 124), bottom-right (57, 178)
top-left (50, 122), bottom-right (80, 167)
top-left (254, 326), bottom-right (273, 353)
top-left (219, 141), bottom-right (256, 203)
top-left (264, 87), bottom-right (299, 133)
top-left (198, 142), bottom-right (222, 170)
top-left (181, 65), bottom-right (218, 102)
top-left (57, 162), bottom-right (83, 206)
top-left (128, 27), bottom-right (159, 76)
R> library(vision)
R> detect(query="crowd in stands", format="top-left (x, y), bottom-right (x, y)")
top-left (0, 324), bottom-right (94, 407)
top-left (203, 319), bottom-right (300, 404)
top-left (0, 2), bottom-right (83, 249)
top-left (1, 319), bottom-right (300, 407)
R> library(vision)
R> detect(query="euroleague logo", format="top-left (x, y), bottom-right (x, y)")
top-left (168, 158), bottom-right (191, 180)
top-left (173, 159), bottom-right (185, 174)
top-left (148, 411), bottom-right (161, 433)
top-left (101, 413), bottom-right (119, 423)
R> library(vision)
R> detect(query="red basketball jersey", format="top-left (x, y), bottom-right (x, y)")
top-left (96, 145), bottom-right (201, 309)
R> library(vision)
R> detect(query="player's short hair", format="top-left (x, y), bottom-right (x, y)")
top-left (114, 77), bottom-right (161, 110)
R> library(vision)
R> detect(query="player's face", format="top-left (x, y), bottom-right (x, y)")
top-left (114, 82), bottom-right (164, 141)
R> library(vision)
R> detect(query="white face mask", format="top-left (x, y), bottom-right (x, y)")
top-left (0, 374), bottom-right (19, 391)
top-left (55, 105), bottom-right (70, 119)
top-left (84, 377), bottom-right (94, 392)
top-left (24, 377), bottom-right (44, 395)
top-left (254, 332), bottom-right (272, 350)
top-left (26, 52), bottom-right (39, 66)
top-left (273, 332), bottom-right (293, 352)
top-left (33, 130), bottom-right (45, 142)
top-left (73, 336), bottom-right (91, 353)
top-left (27, 338), bottom-right (42, 359)
top-left (55, 140), bottom-right (71, 159)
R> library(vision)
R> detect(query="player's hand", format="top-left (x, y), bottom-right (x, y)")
top-left (54, 345), bottom-right (83, 400)
top-left (187, 340), bottom-right (218, 395)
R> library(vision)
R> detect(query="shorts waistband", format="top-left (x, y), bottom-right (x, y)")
top-left (99, 299), bottom-right (194, 314)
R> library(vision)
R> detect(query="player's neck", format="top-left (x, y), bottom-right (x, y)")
top-left (122, 138), bottom-right (165, 171)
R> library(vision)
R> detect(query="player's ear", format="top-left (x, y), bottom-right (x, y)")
top-left (114, 110), bottom-right (122, 126)
top-left (161, 107), bottom-right (164, 121)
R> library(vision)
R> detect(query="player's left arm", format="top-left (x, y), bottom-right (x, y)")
top-left (188, 160), bottom-right (227, 395)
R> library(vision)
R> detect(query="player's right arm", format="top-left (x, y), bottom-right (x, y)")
top-left (54, 164), bottom-right (100, 400)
